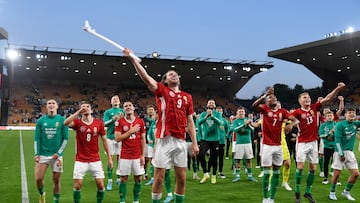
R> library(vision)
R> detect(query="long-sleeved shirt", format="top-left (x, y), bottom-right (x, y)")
top-left (197, 110), bottom-right (222, 141)
top-left (318, 121), bottom-right (336, 149)
top-left (334, 120), bottom-right (360, 156)
top-left (34, 114), bottom-right (69, 156)
top-left (103, 107), bottom-right (124, 140)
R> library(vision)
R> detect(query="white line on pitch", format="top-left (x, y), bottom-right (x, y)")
top-left (20, 130), bottom-right (29, 203)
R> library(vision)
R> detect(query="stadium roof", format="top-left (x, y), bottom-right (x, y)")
top-left (268, 30), bottom-right (360, 89)
top-left (6, 45), bottom-right (273, 99)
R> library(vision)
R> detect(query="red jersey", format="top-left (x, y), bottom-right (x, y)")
top-left (154, 82), bottom-right (194, 139)
top-left (260, 104), bottom-right (291, 146)
top-left (115, 117), bottom-right (145, 159)
top-left (72, 118), bottom-right (105, 162)
top-left (292, 102), bottom-right (322, 143)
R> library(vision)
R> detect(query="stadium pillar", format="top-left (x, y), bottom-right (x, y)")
top-left (0, 59), bottom-right (9, 126)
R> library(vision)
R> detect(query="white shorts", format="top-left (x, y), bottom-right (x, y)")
top-left (232, 141), bottom-right (236, 153)
top-left (152, 135), bottom-right (187, 168)
top-left (144, 145), bottom-right (154, 158)
top-left (319, 139), bottom-right (324, 154)
top-left (39, 156), bottom-right (63, 173)
top-left (107, 138), bottom-right (121, 155)
top-left (234, 143), bottom-right (254, 159)
top-left (332, 151), bottom-right (358, 170)
top-left (73, 161), bottom-right (105, 179)
top-left (261, 144), bottom-right (283, 167)
top-left (296, 140), bottom-right (318, 164)
top-left (116, 158), bottom-right (145, 176)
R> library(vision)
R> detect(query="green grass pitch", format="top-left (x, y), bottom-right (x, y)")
top-left (0, 130), bottom-right (359, 202)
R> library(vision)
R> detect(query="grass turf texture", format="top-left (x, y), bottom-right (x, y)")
top-left (0, 130), bottom-right (359, 202)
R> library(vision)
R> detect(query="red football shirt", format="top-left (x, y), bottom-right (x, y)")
top-left (292, 102), bottom-right (322, 143)
top-left (72, 118), bottom-right (106, 162)
top-left (154, 82), bottom-right (194, 139)
top-left (115, 117), bottom-right (145, 159)
top-left (260, 104), bottom-right (291, 146)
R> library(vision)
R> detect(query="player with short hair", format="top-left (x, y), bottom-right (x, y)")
top-left (103, 95), bottom-right (124, 190)
top-left (318, 96), bottom-right (344, 178)
top-left (215, 106), bottom-right (229, 179)
top-left (292, 82), bottom-right (345, 203)
top-left (198, 99), bottom-right (222, 184)
top-left (143, 104), bottom-right (157, 184)
top-left (329, 107), bottom-right (360, 201)
top-left (123, 48), bottom-right (199, 203)
top-left (252, 87), bottom-right (299, 203)
top-left (115, 101), bottom-right (146, 203)
top-left (231, 106), bottom-right (257, 183)
top-left (34, 99), bottom-right (69, 203)
top-left (318, 111), bottom-right (336, 185)
top-left (64, 101), bottom-right (113, 203)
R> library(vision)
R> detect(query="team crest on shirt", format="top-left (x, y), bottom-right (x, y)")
top-left (55, 122), bottom-right (59, 127)
top-left (123, 125), bottom-right (129, 131)
top-left (93, 127), bottom-right (97, 134)
top-left (279, 113), bottom-right (283, 121)
top-left (169, 91), bottom-right (175, 97)
top-left (301, 113), bottom-right (307, 119)
top-left (267, 112), bottom-right (273, 117)
top-left (80, 126), bottom-right (86, 132)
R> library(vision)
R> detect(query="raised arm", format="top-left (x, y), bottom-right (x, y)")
top-left (123, 48), bottom-right (158, 92)
top-left (319, 82), bottom-right (345, 105)
top-left (335, 96), bottom-right (344, 117)
top-left (252, 87), bottom-right (274, 111)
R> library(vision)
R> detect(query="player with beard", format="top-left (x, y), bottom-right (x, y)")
top-left (252, 87), bottom-right (299, 203)
top-left (198, 99), bottom-right (222, 184)
top-left (64, 101), bottom-right (112, 203)
top-left (123, 48), bottom-right (199, 203)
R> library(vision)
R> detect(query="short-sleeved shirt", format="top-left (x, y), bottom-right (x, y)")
top-left (292, 102), bottom-right (322, 143)
top-left (259, 104), bottom-right (292, 146)
top-left (71, 118), bottom-right (106, 162)
top-left (154, 82), bottom-right (194, 140)
top-left (115, 117), bottom-right (146, 159)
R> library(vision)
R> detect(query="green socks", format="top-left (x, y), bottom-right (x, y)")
top-left (174, 193), bottom-right (185, 203)
top-left (96, 190), bottom-right (104, 203)
top-left (295, 169), bottom-right (303, 193)
top-left (305, 170), bottom-right (315, 194)
top-left (133, 182), bottom-right (142, 201)
top-left (73, 189), bottom-right (81, 203)
top-left (262, 168), bottom-right (271, 198)
top-left (270, 169), bottom-right (280, 199)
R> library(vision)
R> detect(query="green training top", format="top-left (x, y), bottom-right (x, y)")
top-left (147, 121), bottom-right (156, 148)
top-left (231, 117), bottom-right (253, 144)
top-left (103, 107), bottom-right (124, 140)
top-left (197, 110), bottom-right (222, 141)
top-left (34, 114), bottom-right (69, 156)
top-left (334, 119), bottom-right (360, 156)
top-left (218, 117), bottom-right (229, 145)
top-left (318, 121), bottom-right (336, 149)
